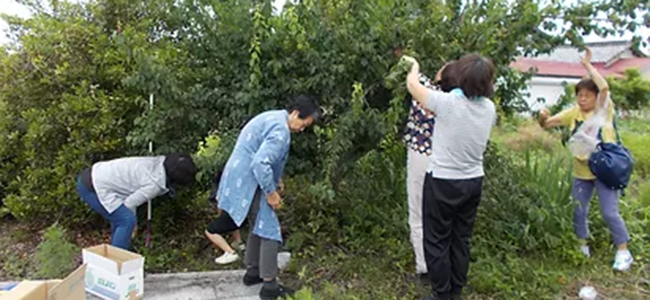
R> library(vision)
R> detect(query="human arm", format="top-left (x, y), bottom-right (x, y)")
top-left (403, 55), bottom-right (453, 115)
top-left (581, 47), bottom-right (610, 106)
top-left (539, 107), bottom-right (573, 129)
top-left (251, 125), bottom-right (289, 210)
top-left (123, 183), bottom-right (162, 213)
top-left (404, 56), bottom-right (431, 110)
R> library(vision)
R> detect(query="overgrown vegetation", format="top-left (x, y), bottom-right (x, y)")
top-left (1, 0), bottom-right (649, 299)
top-left (34, 224), bottom-right (79, 279)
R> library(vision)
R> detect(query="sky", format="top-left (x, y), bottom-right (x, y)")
top-left (0, 0), bottom-right (647, 52)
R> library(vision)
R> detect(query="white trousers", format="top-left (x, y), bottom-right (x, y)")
top-left (406, 148), bottom-right (429, 274)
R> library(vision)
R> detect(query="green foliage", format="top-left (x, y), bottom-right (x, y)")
top-left (1, 251), bottom-right (32, 279)
top-left (621, 131), bottom-right (650, 180)
top-left (34, 223), bottom-right (79, 279)
top-left (609, 69), bottom-right (650, 111)
top-left (0, 0), bottom-right (644, 224)
top-left (475, 145), bottom-right (578, 259)
top-left (193, 131), bottom-right (238, 186)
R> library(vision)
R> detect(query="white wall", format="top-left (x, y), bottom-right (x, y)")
top-left (524, 76), bottom-right (580, 111)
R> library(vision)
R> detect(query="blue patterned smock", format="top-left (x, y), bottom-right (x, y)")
top-left (217, 110), bottom-right (290, 242)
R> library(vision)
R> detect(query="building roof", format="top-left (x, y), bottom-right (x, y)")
top-left (512, 57), bottom-right (650, 78)
top-left (527, 40), bottom-right (638, 63)
top-left (513, 40), bottom-right (650, 78)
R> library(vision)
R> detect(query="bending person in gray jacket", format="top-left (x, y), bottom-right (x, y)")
top-left (76, 153), bottom-right (197, 250)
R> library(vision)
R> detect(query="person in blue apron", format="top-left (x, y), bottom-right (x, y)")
top-left (76, 153), bottom-right (197, 250)
top-left (217, 95), bottom-right (320, 300)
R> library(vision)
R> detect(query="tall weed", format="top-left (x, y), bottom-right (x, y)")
top-left (474, 144), bottom-right (578, 259)
top-left (34, 223), bottom-right (79, 279)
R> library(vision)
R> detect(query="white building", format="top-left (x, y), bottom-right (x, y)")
top-left (511, 40), bottom-right (650, 111)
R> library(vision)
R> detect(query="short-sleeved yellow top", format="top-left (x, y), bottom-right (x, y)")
top-left (556, 101), bottom-right (616, 180)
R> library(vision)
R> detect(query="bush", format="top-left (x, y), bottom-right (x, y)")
top-left (473, 144), bottom-right (581, 268)
top-left (621, 131), bottom-right (650, 180)
top-left (502, 122), bottom-right (560, 154)
top-left (34, 224), bottom-right (79, 279)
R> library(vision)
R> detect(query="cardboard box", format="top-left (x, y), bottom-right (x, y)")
top-left (82, 244), bottom-right (144, 300)
top-left (0, 264), bottom-right (86, 300)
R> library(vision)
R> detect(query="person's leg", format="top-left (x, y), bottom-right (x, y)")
top-left (233, 229), bottom-right (243, 244)
top-left (77, 176), bottom-right (111, 219)
top-left (423, 175), bottom-right (460, 300)
top-left (407, 149), bottom-right (430, 275)
top-left (232, 229), bottom-right (246, 251)
top-left (259, 238), bottom-right (280, 279)
top-left (594, 181), bottom-right (633, 271)
top-left (572, 179), bottom-right (595, 256)
top-left (206, 211), bottom-right (241, 264)
top-left (244, 189), bottom-right (264, 286)
top-left (205, 230), bottom-right (236, 255)
top-left (77, 176), bottom-right (133, 248)
top-left (449, 177), bottom-right (483, 298)
top-left (107, 204), bottom-right (137, 250)
top-left (243, 229), bottom-right (263, 285)
top-left (258, 236), bottom-right (294, 299)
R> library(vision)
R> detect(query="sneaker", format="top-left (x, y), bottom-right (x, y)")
top-left (613, 250), bottom-right (633, 272)
top-left (214, 251), bottom-right (239, 265)
top-left (243, 273), bottom-right (263, 286)
top-left (259, 284), bottom-right (295, 300)
top-left (580, 245), bottom-right (591, 258)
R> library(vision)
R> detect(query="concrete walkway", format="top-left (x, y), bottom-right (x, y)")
top-left (1, 269), bottom-right (260, 300)
top-left (87, 270), bottom-right (260, 300)
top-left (2, 253), bottom-right (293, 299)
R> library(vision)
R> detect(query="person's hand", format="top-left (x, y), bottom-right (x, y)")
top-left (401, 55), bottom-right (420, 73)
top-left (539, 108), bottom-right (550, 120)
top-left (278, 179), bottom-right (285, 194)
top-left (538, 108), bottom-right (550, 127)
top-left (132, 225), bottom-right (138, 239)
top-left (266, 191), bottom-right (282, 210)
top-left (580, 47), bottom-right (592, 66)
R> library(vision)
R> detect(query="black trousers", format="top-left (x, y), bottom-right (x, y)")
top-left (423, 174), bottom-right (483, 299)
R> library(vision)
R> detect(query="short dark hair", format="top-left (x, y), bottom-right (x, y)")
top-left (456, 54), bottom-right (495, 99)
top-left (438, 61), bottom-right (459, 93)
top-left (164, 153), bottom-right (197, 187)
top-left (575, 78), bottom-right (599, 95)
top-left (287, 95), bottom-right (321, 121)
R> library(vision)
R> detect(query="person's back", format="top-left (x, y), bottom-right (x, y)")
top-left (78, 153), bottom-right (196, 250)
top-left (92, 156), bottom-right (168, 213)
top-left (231, 110), bottom-right (290, 160)
top-left (428, 90), bottom-right (495, 178)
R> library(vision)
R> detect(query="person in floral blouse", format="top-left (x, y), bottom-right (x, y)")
top-left (404, 61), bottom-right (457, 281)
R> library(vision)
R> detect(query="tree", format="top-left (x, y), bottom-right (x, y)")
top-left (0, 0), bottom-right (644, 223)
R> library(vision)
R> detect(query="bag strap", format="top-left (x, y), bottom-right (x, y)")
top-left (596, 113), bottom-right (622, 145)
top-left (613, 116), bottom-right (622, 144)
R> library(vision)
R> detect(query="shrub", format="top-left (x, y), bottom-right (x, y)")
top-left (621, 131), bottom-right (650, 180)
top-left (34, 223), bottom-right (79, 279)
top-left (474, 144), bottom-right (578, 259)
top-left (502, 122), bottom-right (560, 154)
